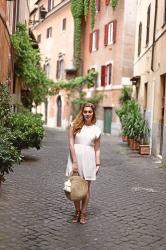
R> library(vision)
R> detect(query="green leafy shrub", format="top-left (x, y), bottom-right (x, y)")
top-left (0, 83), bottom-right (11, 126)
top-left (9, 111), bottom-right (45, 150)
top-left (0, 126), bottom-right (22, 180)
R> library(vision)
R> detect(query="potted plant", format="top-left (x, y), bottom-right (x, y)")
top-left (138, 118), bottom-right (150, 155)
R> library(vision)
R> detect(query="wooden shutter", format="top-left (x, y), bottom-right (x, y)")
top-left (96, 30), bottom-right (99, 50)
top-left (56, 60), bottom-right (60, 79)
top-left (105, 0), bottom-right (109, 5)
top-left (101, 65), bottom-right (106, 86)
top-left (96, 0), bottom-right (100, 11)
top-left (104, 24), bottom-right (108, 46)
top-left (108, 64), bottom-right (112, 85)
top-left (89, 33), bottom-right (92, 52)
top-left (113, 20), bottom-right (117, 43)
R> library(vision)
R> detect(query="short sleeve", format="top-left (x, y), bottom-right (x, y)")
top-left (95, 126), bottom-right (101, 139)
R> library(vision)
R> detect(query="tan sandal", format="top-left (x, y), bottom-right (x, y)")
top-left (80, 212), bottom-right (87, 224)
top-left (72, 210), bottom-right (81, 223)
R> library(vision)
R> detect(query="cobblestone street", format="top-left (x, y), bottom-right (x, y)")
top-left (0, 128), bottom-right (166, 250)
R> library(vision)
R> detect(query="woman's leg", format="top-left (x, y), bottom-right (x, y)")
top-left (81, 181), bottom-right (91, 215)
top-left (72, 201), bottom-right (81, 223)
top-left (74, 200), bottom-right (80, 211)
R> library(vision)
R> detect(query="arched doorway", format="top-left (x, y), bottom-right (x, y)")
top-left (57, 95), bottom-right (62, 127)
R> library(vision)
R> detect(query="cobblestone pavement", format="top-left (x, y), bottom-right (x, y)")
top-left (0, 129), bottom-right (166, 250)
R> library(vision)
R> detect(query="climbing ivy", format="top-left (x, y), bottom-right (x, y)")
top-left (11, 23), bottom-right (53, 108)
top-left (71, 0), bottom-right (118, 69)
top-left (49, 71), bottom-right (97, 94)
top-left (84, 0), bottom-right (89, 18)
top-left (71, 0), bottom-right (84, 68)
top-left (111, 0), bottom-right (118, 10)
top-left (90, 0), bottom-right (95, 30)
top-left (71, 0), bottom-right (96, 69)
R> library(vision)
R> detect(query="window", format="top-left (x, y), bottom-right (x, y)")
top-left (37, 34), bottom-right (41, 43)
top-left (104, 20), bottom-right (117, 46)
top-left (56, 59), bottom-right (64, 80)
top-left (48, 0), bottom-right (54, 11)
top-left (44, 63), bottom-right (50, 77)
top-left (46, 27), bottom-right (52, 38)
top-left (62, 18), bottom-right (66, 31)
top-left (164, 0), bottom-right (166, 23)
top-left (138, 22), bottom-right (142, 56)
top-left (101, 65), bottom-right (106, 86)
top-left (105, 0), bottom-right (109, 5)
top-left (89, 30), bottom-right (99, 52)
top-left (106, 64), bottom-right (112, 85)
top-left (146, 4), bottom-right (151, 46)
top-left (95, 0), bottom-right (100, 11)
top-left (101, 64), bottom-right (112, 86)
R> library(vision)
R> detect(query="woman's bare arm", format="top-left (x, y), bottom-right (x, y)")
top-left (68, 125), bottom-right (78, 173)
top-left (94, 136), bottom-right (101, 174)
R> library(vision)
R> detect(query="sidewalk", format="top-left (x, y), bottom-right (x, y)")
top-left (0, 128), bottom-right (166, 250)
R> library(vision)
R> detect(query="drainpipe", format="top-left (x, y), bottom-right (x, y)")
top-left (151, 0), bottom-right (158, 72)
top-left (150, 0), bottom-right (158, 154)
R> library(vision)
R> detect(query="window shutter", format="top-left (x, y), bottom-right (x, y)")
top-left (104, 24), bottom-right (108, 46)
top-left (89, 33), bottom-right (92, 52)
top-left (96, 0), bottom-right (100, 11)
top-left (101, 65), bottom-right (106, 86)
top-left (105, 0), bottom-right (109, 5)
top-left (56, 60), bottom-right (60, 79)
top-left (108, 64), bottom-right (112, 85)
top-left (113, 20), bottom-right (117, 43)
top-left (96, 30), bottom-right (99, 50)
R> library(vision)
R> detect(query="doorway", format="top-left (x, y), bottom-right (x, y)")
top-left (104, 107), bottom-right (112, 134)
top-left (160, 75), bottom-right (166, 155)
top-left (57, 95), bottom-right (62, 127)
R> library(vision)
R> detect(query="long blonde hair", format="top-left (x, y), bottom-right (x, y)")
top-left (72, 103), bottom-right (96, 135)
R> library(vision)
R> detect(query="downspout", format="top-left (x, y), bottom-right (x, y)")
top-left (151, 0), bottom-right (158, 72)
top-left (150, 0), bottom-right (158, 154)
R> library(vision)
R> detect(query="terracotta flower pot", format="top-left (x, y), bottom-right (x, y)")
top-left (139, 145), bottom-right (150, 155)
top-left (132, 140), bottom-right (140, 150)
top-left (129, 139), bottom-right (134, 149)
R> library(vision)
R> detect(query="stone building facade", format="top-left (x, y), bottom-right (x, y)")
top-left (82, 0), bottom-right (137, 134)
top-left (132, 0), bottom-right (166, 158)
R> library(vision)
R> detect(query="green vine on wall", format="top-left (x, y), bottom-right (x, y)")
top-left (11, 23), bottom-right (53, 107)
top-left (111, 0), bottom-right (118, 10)
top-left (71, 0), bottom-right (118, 69)
top-left (84, 0), bottom-right (89, 18)
top-left (90, 0), bottom-right (95, 30)
top-left (71, 0), bottom-right (84, 68)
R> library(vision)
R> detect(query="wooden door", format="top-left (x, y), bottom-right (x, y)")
top-left (57, 96), bottom-right (62, 127)
top-left (104, 107), bottom-right (112, 134)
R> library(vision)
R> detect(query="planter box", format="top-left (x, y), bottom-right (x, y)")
top-left (139, 145), bottom-right (150, 155)
top-left (127, 138), bottom-right (132, 146)
top-left (132, 140), bottom-right (140, 150)
top-left (129, 139), bottom-right (134, 149)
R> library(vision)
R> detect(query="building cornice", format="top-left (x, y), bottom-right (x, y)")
top-left (31, 0), bottom-right (71, 30)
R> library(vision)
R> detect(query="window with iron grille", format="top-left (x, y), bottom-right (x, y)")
top-left (46, 27), bottom-right (52, 38)
top-left (146, 4), bottom-right (151, 46)
top-left (164, 0), bottom-right (166, 23)
top-left (138, 22), bottom-right (142, 56)
top-left (62, 18), bottom-right (66, 31)
top-left (37, 34), bottom-right (41, 43)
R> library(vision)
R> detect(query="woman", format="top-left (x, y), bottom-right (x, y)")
top-left (66, 103), bottom-right (101, 224)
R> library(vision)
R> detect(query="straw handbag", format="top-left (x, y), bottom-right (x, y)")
top-left (64, 175), bottom-right (88, 201)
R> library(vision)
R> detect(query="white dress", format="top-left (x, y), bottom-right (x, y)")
top-left (66, 124), bottom-right (101, 181)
